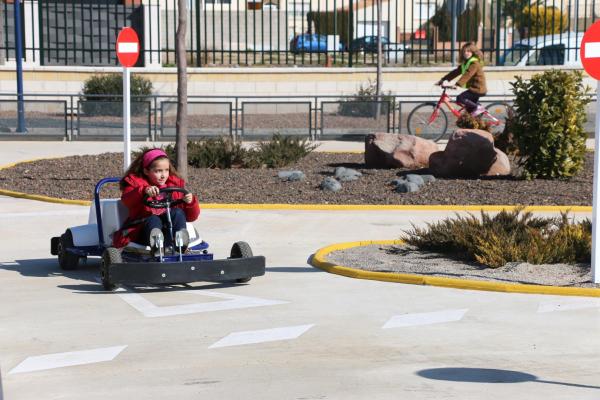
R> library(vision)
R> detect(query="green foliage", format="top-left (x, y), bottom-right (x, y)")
top-left (403, 208), bottom-right (591, 268)
top-left (80, 73), bottom-right (153, 116)
top-left (132, 144), bottom-right (175, 161)
top-left (509, 70), bottom-right (591, 179)
top-left (516, 6), bottom-right (568, 37)
top-left (456, 112), bottom-right (492, 132)
top-left (187, 137), bottom-right (248, 169)
top-left (431, 3), bottom-right (480, 42)
top-left (253, 134), bottom-right (319, 168)
top-left (338, 80), bottom-right (394, 118)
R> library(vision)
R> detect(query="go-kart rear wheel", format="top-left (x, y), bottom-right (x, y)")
top-left (101, 247), bottom-right (122, 291)
top-left (230, 241), bottom-right (253, 283)
top-left (58, 230), bottom-right (79, 270)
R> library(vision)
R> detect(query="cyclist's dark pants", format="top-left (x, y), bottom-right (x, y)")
top-left (456, 90), bottom-right (482, 113)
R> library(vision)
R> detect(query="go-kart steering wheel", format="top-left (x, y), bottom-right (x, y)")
top-left (143, 187), bottom-right (190, 209)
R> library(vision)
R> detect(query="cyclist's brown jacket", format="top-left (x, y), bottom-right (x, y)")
top-left (441, 60), bottom-right (487, 95)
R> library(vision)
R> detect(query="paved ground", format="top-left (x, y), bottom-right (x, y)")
top-left (1, 142), bottom-right (599, 400)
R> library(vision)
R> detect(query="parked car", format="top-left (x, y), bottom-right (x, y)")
top-left (290, 34), bottom-right (328, 53)
top-left (348, 36), bottom-right (405, 53)
top-left (499, 32), bottom-right (584, 67)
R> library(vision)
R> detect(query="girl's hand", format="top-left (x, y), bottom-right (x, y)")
top-left (145, 186), bottom-right (160, 197)
top-left (183, 193), bottom-right (194, 204)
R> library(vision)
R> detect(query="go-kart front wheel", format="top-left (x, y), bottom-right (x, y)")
top-left (101, 247), bottom-right (122, 291)
top-left (58, 230), bottom-right (80, 271)
top-left (230, 241), bottom-right (253, 283)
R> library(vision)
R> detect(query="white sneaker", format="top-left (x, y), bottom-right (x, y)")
top-left (471, 105), bottom-right (485, 117)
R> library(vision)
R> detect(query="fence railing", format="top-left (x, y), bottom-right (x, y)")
top-left (0, 0), bottom-right (596, 67)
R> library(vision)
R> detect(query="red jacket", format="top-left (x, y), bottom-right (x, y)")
top-left (112, 173), bottom-right (200, 247)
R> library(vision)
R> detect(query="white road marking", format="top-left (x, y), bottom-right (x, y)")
top-left (537, 298), bottom-right (600, 313)
top-left (382, 309), bottom-right (468, 329)
top-left (585, 42), bottom-right (600, 58)
top-left (8, 345), bottom-right (127, 375)
top-left (117, 289), bottom-right (288, 318)
top-left (0, 210), bottom-right (87, 219)
top-left (118, 42), bottom-right (138, 53)
top-left (209, 324), bottom-right (314, 349)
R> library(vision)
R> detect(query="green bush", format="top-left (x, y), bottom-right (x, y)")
top-left (509, 70), bottom-right (591, 179)
top-left (338, 81), bottom-right (394, 118)
top-left (456, 112), bottom-right (491, 132)
top-left (253, 134), bottom-right (319, 168)
top-left (80, 73), bottom-right (153, 116)
top-left (431, 3), bottom-right (481, 42)
top-left (402, 208), bottom-right (591, 268)
top-left (187, 137), bottom-right (249, 169)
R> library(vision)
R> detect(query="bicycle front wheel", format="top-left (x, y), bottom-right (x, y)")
top-left (407, 103), bottom-right (448, 142)
top-left (485, 102), bottom-right (510, 135)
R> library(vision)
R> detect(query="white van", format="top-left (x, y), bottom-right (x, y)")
top-left (500, 32), bottom-right (584, 67)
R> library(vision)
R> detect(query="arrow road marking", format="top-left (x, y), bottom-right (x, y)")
top-left (118, 42), bottom-right (138, 54)
top-left (585, 42), bottom-right (600, 58)
top-left (117, 289), bottom-right (288, 318)
top-left (209, 324), bottom-right (314, 349)
top-left (383, 309), bottom-right (468, 329)
top-left (9, 345), bottom-right (127, 375)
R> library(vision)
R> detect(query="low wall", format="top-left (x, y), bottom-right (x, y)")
top-left (0, 65), bottom-right (591, 98)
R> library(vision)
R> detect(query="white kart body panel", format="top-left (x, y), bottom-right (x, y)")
top-left (69, 198), bottom-right (200, 248)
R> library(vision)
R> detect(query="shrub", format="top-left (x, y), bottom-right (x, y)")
top-left (431, 3), bottom-right (481, 42)
top-left (252, 134), bottom-right (319, 168)
top-left (517, 6), bottom-right (568, 37)
top-left (509, 70), bottom-right (591, 179)
top-left (80, 73), bottom-right (153, 116)
top-left (338, 80), bottom-right (394, 118)
top-left (456, 112), bottom-right (491, 132)
top-left (402, 208), bottom-right (591, 268)
top-left (187, 137), bottom-right (249, 169)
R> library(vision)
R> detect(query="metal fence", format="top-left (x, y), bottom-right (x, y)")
top-left (0, 0), bottom-right (596, 67)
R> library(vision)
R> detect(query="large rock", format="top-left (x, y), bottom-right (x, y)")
top-left (429, 129), bottom-right (510, 178)
top-left (365, 133), bottom-right (439, 169)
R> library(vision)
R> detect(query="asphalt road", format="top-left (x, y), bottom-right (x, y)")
top-left (1, 142), bottom-right (599, 400)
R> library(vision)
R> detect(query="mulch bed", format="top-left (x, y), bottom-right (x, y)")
top-left (0, 152), bottom-right (593, 205)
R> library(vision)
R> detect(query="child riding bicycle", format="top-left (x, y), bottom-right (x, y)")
top-left (436, 42), bottom-right (487, 117)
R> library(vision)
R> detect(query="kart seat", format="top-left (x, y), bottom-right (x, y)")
top-left (88, 199), bottom-right (200, 248)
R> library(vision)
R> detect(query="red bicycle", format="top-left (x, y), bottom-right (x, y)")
top-left (407, 83), bottom-right (510, 142)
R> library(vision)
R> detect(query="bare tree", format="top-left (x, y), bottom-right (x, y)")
top-left (175, 0), bottom-right (188, 179)
top-left (375, 0), bottom-right (383, 119)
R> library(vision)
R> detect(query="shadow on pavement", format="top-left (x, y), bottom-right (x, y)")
top-left (267, 266), bottom-right (321, 273)
top-left (417, 367), bottom-right (600, 390)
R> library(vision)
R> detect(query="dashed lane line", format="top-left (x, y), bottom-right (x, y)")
top-left (209, 324), bottom-right (315, 349)
top-left (382, 309), bottom-right (469, 329)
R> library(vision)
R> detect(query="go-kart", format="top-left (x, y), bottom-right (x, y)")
top-left (50, 177), bottom-right (265, 291)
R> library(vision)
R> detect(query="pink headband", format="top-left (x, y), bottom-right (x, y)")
top-left (142, 149), bottom-right (168, 168)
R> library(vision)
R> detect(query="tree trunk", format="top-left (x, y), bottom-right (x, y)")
top-left (175, 0), bottom-right (188, 180)
top-left (375, 0), bottom-right (383, 119)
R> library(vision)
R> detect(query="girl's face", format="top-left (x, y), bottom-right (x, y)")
top-left (463, 49), bottom-right (473, 59)
top-left (144, 158), bottom-right (170, 186)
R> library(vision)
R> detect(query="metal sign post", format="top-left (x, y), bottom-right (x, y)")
top-left (116, 27), bottom-right (140, 171)
top-left (581, 20), bottom-right (600, 283)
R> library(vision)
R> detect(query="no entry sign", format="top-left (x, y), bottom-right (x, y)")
top-left (116, 27), bottom-right (140, 68)
top-left (581, 21), bottom-right (600, 80)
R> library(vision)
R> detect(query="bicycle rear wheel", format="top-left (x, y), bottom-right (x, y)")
top-left (485, 102), bottom-right (510, 135)
top-left (407, 103), bottom-right (448, 142)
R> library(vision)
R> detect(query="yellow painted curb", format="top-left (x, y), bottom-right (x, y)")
top-left (311, 240), bottom-right (600, 298)
top-left (0, 158), bottom-right (593, 212)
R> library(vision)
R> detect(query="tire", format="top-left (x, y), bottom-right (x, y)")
top-left (57, 230), bottom-right (79, 270)
top-left (230, 241), bottom-right (253, 283)
top-left (485, 102), bottom-right (510, 136)
top-left (407, 103), bottom-right (448, 142)
top-left (101, 247), bottom-right (122, 291)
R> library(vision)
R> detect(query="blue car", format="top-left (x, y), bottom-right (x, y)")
top-left (290, 34), bottom-right (328, 53)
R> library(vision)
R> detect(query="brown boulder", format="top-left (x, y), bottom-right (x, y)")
top-left (365, 132), bottom-right (439, 169)
top-left (429, 129), bottom-right (510, 177)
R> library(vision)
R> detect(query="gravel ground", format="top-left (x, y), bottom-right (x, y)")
top-left (0, 152), bottom-right (593, 205)
top-left (327, 244), bottom-right (599, 288)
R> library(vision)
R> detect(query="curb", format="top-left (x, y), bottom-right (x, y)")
top-left (311, 240), bottom-right (600, 298)
top-left (0, 158), bottom-right (594, 213)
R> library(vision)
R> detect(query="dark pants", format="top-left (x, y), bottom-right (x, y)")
top-left (141, 208), bottom-right (186, 246)
top-left (456, 90), bottom-right (482, 113)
